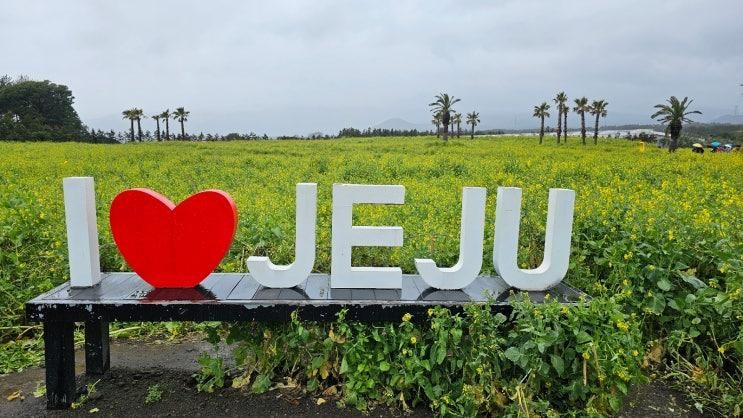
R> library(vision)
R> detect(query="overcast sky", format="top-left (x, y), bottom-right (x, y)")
top-left (1, 0), bottom-right (741, 135)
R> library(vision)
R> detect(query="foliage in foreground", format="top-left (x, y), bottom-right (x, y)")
top-left (197, 297), bottom-right (644, 417)
top-left (0, 138), bottom-right (741, 415)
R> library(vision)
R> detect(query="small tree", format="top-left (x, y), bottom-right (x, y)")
top-left (428, 93), bottom-right (461, 142)
top-left (532, 102), bottom-right (550, 144)
top-left (563, 101), bottom-right (570, 143)
top-left (589, 100), bottom-right (608, 145)
top-left (160, 109), bottom-right (171, 140)
top-left (172, 107), bottom-right (190, 139)
top-left (121, 109), bottom-right (136, 142)
top-left (553, 92), bottom-right (567, 143)
top-left (151, 114), bottom-right (162, 141)
top-left (133, 108), bottom-right (145, 141)
top-left (651, 96), bottom-right (701, 152)
top-left (573, 97), bottom-right (590, 145)
top-left (466, 111), bottom-right (480, 139)
top-left (452, 112), bottom-right (462, 138)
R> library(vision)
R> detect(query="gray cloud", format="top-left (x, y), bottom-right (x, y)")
top-left (1, 0), bottom-right (741, 135)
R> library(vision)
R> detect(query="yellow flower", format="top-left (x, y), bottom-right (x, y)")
top-left (427, 308), bottom-right (434, 317)
top-left (718, 346), bottom-right (726, 354)
top-left (582, 352), bottom-right (590, 360)
top-left (410, 336), bottom-right (417, 344)
top-left (632, 350), bottom-right (639, 357)
top-left (402, 313), bottom-right (412, 322)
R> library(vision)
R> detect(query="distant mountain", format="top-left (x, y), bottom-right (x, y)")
top-left (711, 114), bottom-right (743, 124)
top-left (372, 118), bottom-right (430, 131)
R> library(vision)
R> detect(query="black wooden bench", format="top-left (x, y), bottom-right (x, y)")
top-left (26, 273), bottom-right (581, 409)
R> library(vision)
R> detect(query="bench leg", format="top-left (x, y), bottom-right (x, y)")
top-left (85, 319), bottom-right (110, 375)
top-left (43, 321), bottom-right (76, 409)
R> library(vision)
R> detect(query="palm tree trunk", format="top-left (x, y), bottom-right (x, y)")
top-left (470, 124), bottom-right (474, 139)
top-left (563, 110), bottom-right (568, 143)
top-left (457, 122), bottom-right (460, 138)
top-left (180, 119), bottom-right (185, 139)
top-left (129, 119), bottom-right (135, 142)
top-left (155, 119), bottom-right (161, 141)
top-left (580, 112), bottom-right (586, 145)
top-left (442, 123), bottom-right (449, 142)
top-left (137, 119), bottom-right (142, 142)
top-left (556, 108), bottom-right (562, 144)
top-left (669, 121), bottom-right (681, 152)
top-left (435, 123), bottom-right (440, 138)
top-left (539, 117), bottom-right (545, 144)
top-left (594, 115), bottom-right (600, 145)
top-left (165, 119), bottom-right (170, 140)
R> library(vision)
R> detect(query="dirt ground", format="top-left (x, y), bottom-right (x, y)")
top-left (0, 341), bottom-right (707, 417)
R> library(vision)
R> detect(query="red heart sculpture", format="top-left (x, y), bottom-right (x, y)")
top-left (110, 189), bottom-right (238, 288)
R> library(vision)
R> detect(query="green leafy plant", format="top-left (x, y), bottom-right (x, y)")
top-left (198, 298), bottom-right (644, 416)
top-left (194, 354), bottom-right (225, 393)
top-left (145, 384), bottom-right (163, 404)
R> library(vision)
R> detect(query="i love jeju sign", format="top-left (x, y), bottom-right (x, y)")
top-left (63, 177), bottom-right (575, 292)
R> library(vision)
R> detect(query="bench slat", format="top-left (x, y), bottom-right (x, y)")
top-left (226, 275), bottom-right (261, 300)
top-left (67, 273), bottom-right (131, 300)
top-left (205, 273), bottom-right (244, 299)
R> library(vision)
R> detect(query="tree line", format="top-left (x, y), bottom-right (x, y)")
top-left (0, 74), bottom-right (714, 149)
top-left (121, 107), bottom-right (190, 141)
top-left (337, 127), bottom-right (431, 137)
top-left (531, 91), bottom-right (706, 152)
top-left (532, 93), bottom-right (609, 145)
top-left (427, 93), bottom-right (480, 141)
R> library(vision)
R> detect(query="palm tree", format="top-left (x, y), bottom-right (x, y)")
top-left (533, 102), bottom-right (550, 145)
top-left (562, 101), bottom-right (569, 143)
top-left (160, 109), bottom-right (171, 140)
top-left (121, 109), bottom-right (136, 142)
top-left (432, 112), bottom-right (441, 138)
top-left (452, 112), bottom-right (463, 138)
top-left (553, 92), bottom-right (567, 144)
top-left (132, 108), bottom-right (145, 142)
top-left (172, 107), bottom-right (190, 140)
top-left (466, 111), bottom-right (480, 139)
top-left (428, 93), bottom-right (461, 142)
top-left (573, 97), bottom-right (590, 145)
top-left (589, 100), bottom-right (608, 145)
top-left (651, 96), bottom-right (701, 152)
top-left (151, 114), bottom-right (163, 141)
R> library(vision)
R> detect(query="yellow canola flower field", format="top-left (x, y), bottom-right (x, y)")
top-left (0, 137), bottom-right (741, 329)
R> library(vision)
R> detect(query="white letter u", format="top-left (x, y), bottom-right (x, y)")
top-left (493, 187), bottom-right (575, 291)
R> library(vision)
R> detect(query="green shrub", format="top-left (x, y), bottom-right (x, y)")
top-left (198, 296), bottom-right (643, 416)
